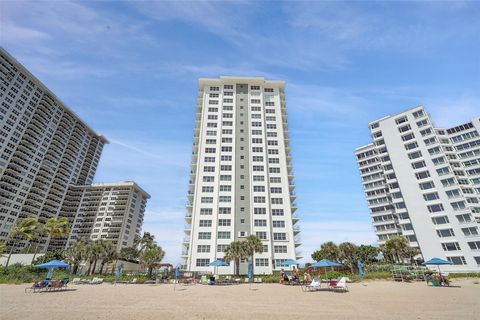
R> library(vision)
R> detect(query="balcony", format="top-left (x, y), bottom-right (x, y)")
top-left (291, 204), bottom-right (298, 213)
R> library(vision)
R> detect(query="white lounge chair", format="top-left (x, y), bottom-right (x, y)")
top-left (304, 279), bottom-right (321, 292)
top-left (331, 277), bottom-right (348, 292)
top-left (72, 278), bottom-right (81, 284)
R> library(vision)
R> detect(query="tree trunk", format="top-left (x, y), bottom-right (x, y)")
top-left (100, 262), bottom-right (105, 275)
top-left (5, 240), bottom-right (17, 267)
top-left (92, 259), bottom-right (98, 275)
top-left (148, 267), bottom-right (153, 279)
top-left (31, 243), bottom-right (39, 264)
top-left (73, 264), bottom-right (78, 275)
top-left (88, 260), bottom-right (94, 275)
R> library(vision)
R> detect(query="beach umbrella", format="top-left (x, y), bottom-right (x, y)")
top-left (312, 259), bottom-right (343, 280)
top-left (115, 260), bottom-right (124, 284)
top-left (34, 260), bottom-right (69, 280)
top-left (247, 260), bottom-right (253, 280)
top-left (209, 259), bottom-right (227, 277)
top-left (357, 260), bottom-right (364, 279)
top-left (422, 258), bottom-right (452, 276)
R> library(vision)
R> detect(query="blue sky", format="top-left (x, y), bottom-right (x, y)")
top-left (2, 1), bottom-right (479, 263)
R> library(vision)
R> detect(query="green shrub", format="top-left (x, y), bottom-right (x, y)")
top-left (448, 273), bottom-right (480, 279)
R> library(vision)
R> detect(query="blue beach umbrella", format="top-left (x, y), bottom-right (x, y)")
top-left (247, 260), bottom-right (253, 281)
top-left (357, 260), bottom-right (364, 279)
top-left (311, 259), bottom-right (342, 268)
top-left (422, 258), bottom-right (452, 275)
top-left (209, 260), bottom-right (228, 267)
top-left (281, 259), bottom-right (297, 267)
top-left (312, 259), bottom-right (343, 280)
top-left (209, 259), bottom-right (227, 277)
top-left (34, 260), bottom-right (69, 280)
top-left (175, 266), bottom-right (180, 280)
top-left (115, 260), bottom-right (124, 283)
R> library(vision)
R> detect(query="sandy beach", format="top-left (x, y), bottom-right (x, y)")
top-left (1, 279), bottom-right (479, 320)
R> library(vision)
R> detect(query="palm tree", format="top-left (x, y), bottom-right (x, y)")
top-left (5, 217), bottom-right (39, 266)
top-left (140, 244), bottom-right (165, 279)
top-left (99, 241), bottom-right (117, 274)
top-left (0, 241), bottom-right (6, 258)
top-left (311, 241), bottom-right (339, 262)
top-left (135, 232), bottom-right (155, 252)
top-left (86, 240), bottom-right (103, 275)
top-left (243, 235), bottom-right (263, 276)
top-left (384, 236), bottom-right (409, 263)
top-left (64, 237), bottom-right (90, 274)
top-left (44, 217), bottom-right (70, 239)
top-left (224, 241), bottom-right (247, 276)
top-left (338, 242), bottom-right (358, 273)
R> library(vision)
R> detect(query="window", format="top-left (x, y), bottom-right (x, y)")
top-left (456, 213), bottom-right (472, 223)
top-left (270, 187), bottom-right (282, 193)
top-left (436, 167), bottom-right (450, 176)
top-left (274, 245), bottom-right (287, 253)
top-left (201, 197), bottom-right (213, 203)
top-left (254, 196), bottom-right (266, 203)
top-left (202, 186), bottom-right (214, 193)
top-left (198, 232), bottom-right (211, 239)
top-left (203, 176), bottom-right (214, 182)
top-left (200, 208), bottom-right (213, 215)
top-left (417, 119), bottom-right (429, 127)
top-left (415, 171), bottom-right (430, 180)
top-left (436, 229), bottom-right (455, 237)
top-left (254, 208), bottom-right (266, 214)
top-left (423, 192), bottom-right (439, 201)
top-left (398, 124), bottom-right (411, 133)
top-left (405, 142), bottom-right (418, 150)
top-left (432, 157), bottom-right (446, 165)
top-left (272, 221), bottom-right (285, 228)
top-left (408, 151), bottom-right (422, 160)
top-left (412, 110), bottom-right (424, 118)
top-left (462, 227), bottom-right (478, 236)
top-left (219, 185), bottom-right (231, 192)
top-left (219, 207), bottom-right (231, 214)
top-left (218, 219), bottom-right (231, 226)
top-left (253, 186), bottom-right (265, 192)
top-left (451, 201), bottom-right (466, 211)
top-left (220, 175), bottom-right (232, 182)
top-left (272, 209), bottom-right (284, 216)
top-left (219, 196), bottom-right (231, 203)
top-left (402, 133), bottom-right (415, 141)
top-left (271, 198), bottom-right (283, 204)
top-left (196, 259), bottom-right (210, 267)
top-left (218, 231), bottom-right (231, 239)
top-left (273, 233), bottom-right (287, 241)
top-left (255, 258), bottom-right (269, 267)
top-left (441, 178), bottom-right (456, 187)
top-left (197, 245), bottom-right (210, 253)
top-left (199, 220), bottom-right (212, 227)
top-left (256, 231), bottom-right (267, 240)
top-left (447, 256), bottom-right (467, 265)
top-left (217, 244), bottom-right (228, 252)
top-left (441, 242), bottom-right (461, 251)
top-left (395, 116), bottom-right (408, 124)
top-left (427, 204), bottom-right (444, 213)
top-left (254, 219), bottom-right (267, 227)
top-left (411, 161), bottom-right (426, 169)
top-left (467, 241), bottom-right (480, 250)
top-left (432, 216), bottom-right (449, 225)
top-left (419, 181), bottom-right (435, 190)
top-left (445, 189), bottom-right (461, 198)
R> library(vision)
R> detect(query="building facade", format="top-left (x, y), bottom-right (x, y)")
top-left (58, 181), bottom-right (150, 251)
top-left (0, 47), bottom-right (149, 253)
top-left (183, 77), bottom-right (300, 274)
top-left (356, 106), bottom-right (480, 271)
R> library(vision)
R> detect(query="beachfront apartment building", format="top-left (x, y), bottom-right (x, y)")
top-left (183, 77), bottom-right (300, 274)
top-left (58, 181), bottom-right (150, 251)
top-left (355, 106), bottom-right (480, 272)
top-left (0, 47), bottom-right (149, 253)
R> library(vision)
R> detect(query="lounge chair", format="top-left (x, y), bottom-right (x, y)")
top-left (72, 278), bottom-right (81, 284)
top-left (304, 279), bottom-right (321, 292)
top-left (25, 280), bottom-right (48, 293)
top-left (254, 277), bottom-right (262, 283)
top-left (331, 277), bottom-right (348, 292)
